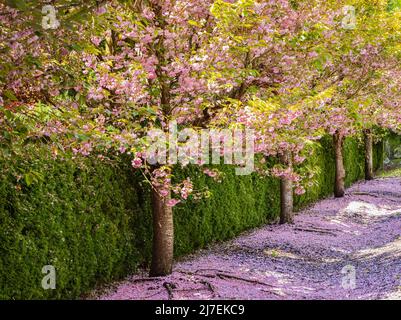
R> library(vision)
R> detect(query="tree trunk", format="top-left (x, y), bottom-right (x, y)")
top-left (149, 187), bottom-right (174, 277)
top-left (333, 131), bottom-right (345, 198)
top-left (279, 151), bottom-right (294, 224)
top-left (364, 129), bottom-right (374, 180)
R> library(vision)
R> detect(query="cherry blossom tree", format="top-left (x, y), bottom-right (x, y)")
top-left (277, 0), bottom-right (401, 196)
top-left (2, 0), bottom-right (401, 277)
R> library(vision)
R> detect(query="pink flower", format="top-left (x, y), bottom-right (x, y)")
top-left (308, 51), bottom-right (319, 58)
top-left (142, 8), bottom-right (155, 20)
top-left (203, 168), bottom-right (217, 178)
top-left (180, 179), bottom-right (193, 200)
top-left (147, 72), bottom-right (157, 80)
top-left (131, 157), bottom-right (142, 168)
top-left (141, 34), bottom-right (153, 45)
top-left (27, 35), bottom-right (39, 44)
top-left (91, 36), bottom-right (102, 46)
top-left (167, 199), bottom-right (181, 207)
top-left (96, 6), bottom-right (107, 15)
top-left (294, 155), bottom-right (306, 164)
top-left (295, 187), bottom-right (306, 195)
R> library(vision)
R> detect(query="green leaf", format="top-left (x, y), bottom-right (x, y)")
top-left (188, 20), bottom-right (201, 27)
top-left (3, 90), bottom-right (17, 101)
top-left (6, 0), bottom-right (29, 11)
top-left (24, 172), bottom-right (34, 186)
top-left (75, 133), bottom-right (90, 141)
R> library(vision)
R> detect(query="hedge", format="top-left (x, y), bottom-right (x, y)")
top-left (0, 136), bottom-right (383, 299)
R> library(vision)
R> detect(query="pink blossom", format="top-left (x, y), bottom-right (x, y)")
top-left (96, 6), bottom-right (107, 15)
top-left (295, 186), bottom-right (306, 195)
top-left (131, 158), bottom-right (142, 168)
top-left (166, 199), bottom-right (181, 207)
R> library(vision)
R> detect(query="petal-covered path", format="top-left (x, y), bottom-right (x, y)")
top-left (96, 177), bottom-right (401, 300)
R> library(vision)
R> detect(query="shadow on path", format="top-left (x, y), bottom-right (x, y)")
top-left (95, 177), bottom-right (401, 300)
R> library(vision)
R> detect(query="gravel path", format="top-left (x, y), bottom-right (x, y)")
top-left (97, 177), bottom-right (401, 300)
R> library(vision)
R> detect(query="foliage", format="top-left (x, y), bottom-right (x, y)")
top-left (0, 148), bottom-right (142, 299)
top-left (0, 137), bottom-right (383, 299)
top-left (0, 0), bottom-right (398, 298)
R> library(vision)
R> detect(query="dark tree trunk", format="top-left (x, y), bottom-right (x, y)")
top-left (364, 129), bottom-right (374, 180)
top-left (333, 131), bottom-right (345, 198)
top-left (279, 151), bottom-right (294, 224)
top-left (149, 187), bottom-right (174, 277)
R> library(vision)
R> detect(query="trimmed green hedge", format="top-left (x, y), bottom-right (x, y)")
top-left (0, 137), bottom-right (383, 299)
top-left (0, 152), bottom-right (146, 299)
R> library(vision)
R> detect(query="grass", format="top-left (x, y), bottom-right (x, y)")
top-left (378, 167), bottom-right (401, 178)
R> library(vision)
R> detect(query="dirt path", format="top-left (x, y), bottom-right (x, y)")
top-left (97, 177), bottom-right (401, 300)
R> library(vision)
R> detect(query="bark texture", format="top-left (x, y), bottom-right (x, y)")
top-left (279, 151), bottom-right (294, 224)
top-left (364, 129), bottom-right (374, 181)
top-left (149, 187), bottom-right (174, 277)
top-left (333, 131), bottom-right (345, 198)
